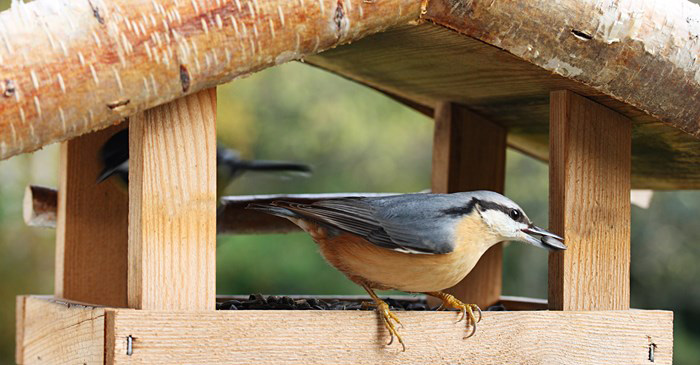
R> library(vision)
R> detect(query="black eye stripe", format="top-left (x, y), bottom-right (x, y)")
top-left (441, 198), bottom-right (478, 217)
top-left (441, 198), bottom-right (528, 224)
top-left (477, 200), bottom-right (527, 223)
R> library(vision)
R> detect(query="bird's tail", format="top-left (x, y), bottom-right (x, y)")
top-left (97, 128), bottom-right (129, 184)
top-left (246, 203), bottom-right (298, 218)
top-left (96, 166), bottom-right (116, 183)
top-left (238, 160), bottom-right (312, 174)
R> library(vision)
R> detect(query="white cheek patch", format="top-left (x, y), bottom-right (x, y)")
top-left (479, 209), bottom-right (521, 237)
top-left (479, 209), bottom-right (506, 228)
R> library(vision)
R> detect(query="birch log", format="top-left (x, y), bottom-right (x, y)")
top-left (0, 0), bottom-right (423, 160)
top-left (307, 0), bottom-right (700, 188)
top-left (423, 0), bottom-right (700, 138)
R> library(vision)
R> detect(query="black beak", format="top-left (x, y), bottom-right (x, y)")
top-left (522, 225), bottom-right (566, 251)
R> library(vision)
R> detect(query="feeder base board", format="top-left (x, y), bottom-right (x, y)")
top-left (16, 295), bottom-right (673, 364)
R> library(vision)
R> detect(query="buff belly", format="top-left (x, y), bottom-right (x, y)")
top-left (290, 215), bottom-right (499, 293)
top-left (317, 233), bottom-right (491, 293)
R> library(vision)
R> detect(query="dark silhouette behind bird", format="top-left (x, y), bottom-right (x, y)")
top-left (97, 129), bottom-right (312, 195)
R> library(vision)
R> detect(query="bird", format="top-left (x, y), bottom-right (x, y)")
top-left (247, 191), bottom-right (565, 351)
top-left (97, 129), bottom-right (312, 197)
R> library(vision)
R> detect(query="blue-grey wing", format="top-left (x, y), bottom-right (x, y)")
top-left (276, 194), bottom-right (459, 254)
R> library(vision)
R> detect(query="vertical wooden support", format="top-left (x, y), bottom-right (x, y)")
top-left (432, 102), bottom-right (506, 308)
top-left (548, 90), bottom-right (631, 311)
top-left (128, 88), bottom-right (217, 310)
top-left (55, 123), bottom-right (129, 307)
top-left (15, 296), bottom-right (25, 364)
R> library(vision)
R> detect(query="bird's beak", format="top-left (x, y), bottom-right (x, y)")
top-left (521, 225), bottom-right (566, 251)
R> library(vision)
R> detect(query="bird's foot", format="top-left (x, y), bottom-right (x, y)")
top-left (377, 300), bottom-right (406, 351)
top-left (362, 299), bottom-right (405, 351)
top-left (425, 291), bottom-right (482, 339)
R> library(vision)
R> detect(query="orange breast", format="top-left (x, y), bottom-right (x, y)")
top-left (299, 215), bottom-right (500, 293)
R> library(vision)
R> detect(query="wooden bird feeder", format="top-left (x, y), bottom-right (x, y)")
top-left (7, 0), bottom-right (691, 363)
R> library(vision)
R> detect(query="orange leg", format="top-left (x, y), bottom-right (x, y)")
top-left (361, 283), bottom-right (406, 351)
top-left (424, 291), bottom-right (482, 339)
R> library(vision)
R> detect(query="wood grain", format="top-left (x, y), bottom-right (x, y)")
top-left (128, 88), bottom-right (216, 310)
top-left (425, 0), bottom-right (700, 142)
top-left (16, 296), bottom-right (670, 364)
top-left (548, 90), bottom-right (632, 311)
top-left (106, 307), bottom-right (673, 364)
top-left (308, 23), bottom-right (700, 189)
top-left (431, 102), bottom-right (506, 309)
top-left (15, 296), bottom-right (25, 364)
top-left (0, 0), bottom-right (423, 160)
top-left (105, 309), bottom-right (117, 365)
top-left (17, 296), bottom-right (105, 365)
top-left (22, 185), bottom-right (58, 229)
top-left (0, 0), bottom-right (699, 190)
top-left (55, 123), bottom-right (129, 307)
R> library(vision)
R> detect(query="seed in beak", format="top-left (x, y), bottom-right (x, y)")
top-left (523, 225), bottom-right (567, 250)
top-left (542, 235), bottom-right (567, 250)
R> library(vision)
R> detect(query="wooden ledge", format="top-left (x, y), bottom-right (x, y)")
top-left (16, 296), bottom-right (106, 364)
top-left (17, 295), bottom-right (673, 364)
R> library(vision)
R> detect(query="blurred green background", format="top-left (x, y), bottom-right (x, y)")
top-left (1, 2), bottom-right (700, 364)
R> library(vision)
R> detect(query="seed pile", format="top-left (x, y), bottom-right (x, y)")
top-left (217, 294), bottom-right (508, 311)
top-left (216, 294), bottom-right (433, 311)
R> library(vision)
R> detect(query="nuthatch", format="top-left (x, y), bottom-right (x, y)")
top-left (248, 191), bottom-right (565, 350)
top-left (97, 129), bottom-right (312, 197)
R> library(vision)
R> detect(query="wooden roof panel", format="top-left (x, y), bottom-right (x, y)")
top-left (308, 24), bottom-right (700, 189)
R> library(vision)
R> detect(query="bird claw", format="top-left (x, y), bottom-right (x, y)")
top-left (426, 292), bottom-right (482, 339)
top-left (376, 300), bottom-right (406, 351)
top-left (361, 298), bottom-right (406, 350)
top-left (361, 285), bottom-right (407, 351)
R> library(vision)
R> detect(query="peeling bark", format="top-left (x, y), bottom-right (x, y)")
top-left (424, 0), bottom-right (700, 139)
top-left (0, 0), bottom-right (422, 160)
top-left (3, 0), bottom-right (700, 173)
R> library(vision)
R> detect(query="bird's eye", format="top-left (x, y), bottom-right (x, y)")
top-left (509, 209), bottom-right (521, 220)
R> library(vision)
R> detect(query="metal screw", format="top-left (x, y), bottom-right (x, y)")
top-left (126, 335), bottom-right (133, 356)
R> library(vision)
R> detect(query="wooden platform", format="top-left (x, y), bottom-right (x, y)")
top-left (16, 296), bottom-right (673, 364)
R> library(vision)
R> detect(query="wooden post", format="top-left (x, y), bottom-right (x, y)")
top-left (548, 90), bottom-right (631, 310)
top-left (15, 296), bottom-right (25, 364)
top-left (55, 123), bottom-right (129, 307)
top-left (432, 102), bottom-right (506, 308)
top-left (128, 88), bottom-right (217, 310)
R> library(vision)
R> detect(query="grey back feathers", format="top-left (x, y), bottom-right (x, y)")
top-left (248, 191), bottom-right (525, 255)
